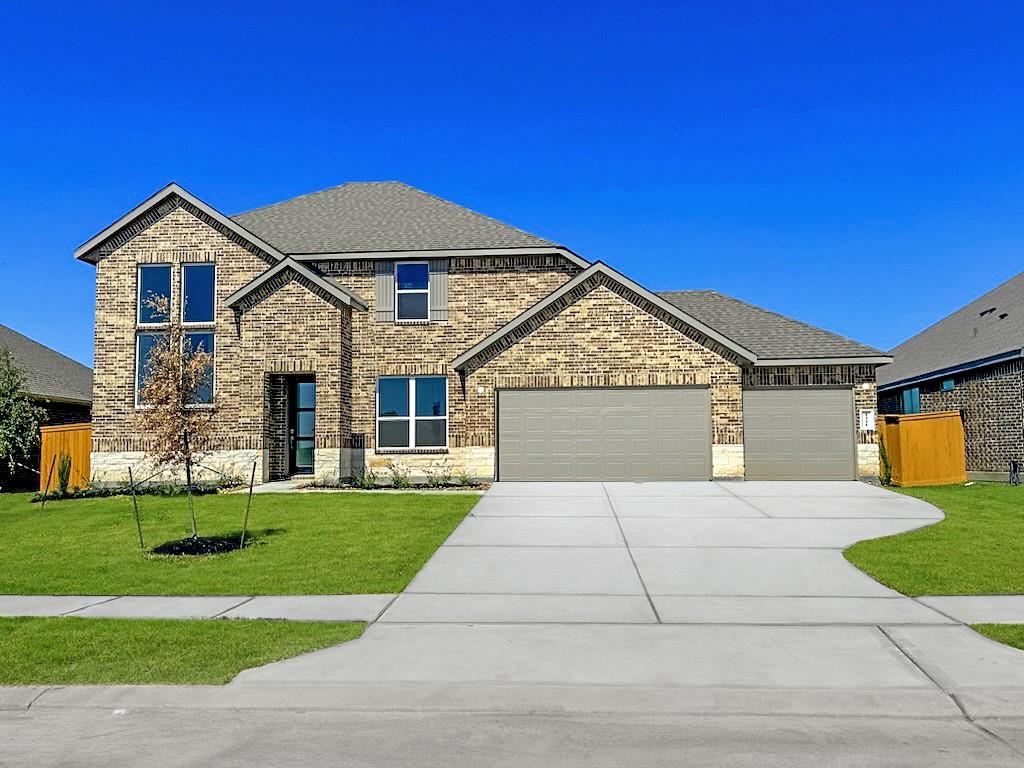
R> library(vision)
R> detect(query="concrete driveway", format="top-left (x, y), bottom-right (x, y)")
top-left (234, 482), bottom-right (1024, 721)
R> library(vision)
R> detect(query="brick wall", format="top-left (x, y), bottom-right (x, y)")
top-left (918, 361), bottom-right (1024, 473)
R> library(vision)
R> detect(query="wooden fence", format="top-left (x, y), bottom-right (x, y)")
top-left (39, 423), bottom-right (92, 493)
top-left (877, 410), bottom-right (966, 487)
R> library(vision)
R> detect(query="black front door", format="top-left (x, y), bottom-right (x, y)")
top-left (289, 378), bottom-right (316, 475)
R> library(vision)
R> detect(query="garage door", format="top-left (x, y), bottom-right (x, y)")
top-left (743, 389), bottom-right (855, 480)
top-left (497, 388), bottom-right (711, 481)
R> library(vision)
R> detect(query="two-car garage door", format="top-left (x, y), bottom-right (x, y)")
top-left (497, 388), bottom-right (711, 481)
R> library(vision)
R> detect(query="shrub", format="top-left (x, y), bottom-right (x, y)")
top-left (56, 450), bottom-right (73, 496)
top-left (457, 471), bottom-right (475, 487)
top-left (389, 464), bottom-right (412, 489)
top-left (354, 467), bottom-right (378, 490)
top-left (878, 436), bottom-right (894, 487)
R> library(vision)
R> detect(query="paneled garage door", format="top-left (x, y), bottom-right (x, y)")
top-left (743, 389), bottom-right (855, 480)
top-left (497, 388), bottom-right (711, 481)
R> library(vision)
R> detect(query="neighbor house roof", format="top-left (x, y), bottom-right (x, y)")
top-left (658, 290), bottom-right (890, 365)
top-left (876, 271), bottom-right (1024, 390)
top-left (232, 182), bottom-right (568, 256)
top-left (0, 325), bottom-right (92, 405)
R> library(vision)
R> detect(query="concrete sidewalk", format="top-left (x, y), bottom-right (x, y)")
top-left (0, 594), bottom-right (395, 622)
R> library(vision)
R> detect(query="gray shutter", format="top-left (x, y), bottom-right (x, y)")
top-left (375, 261), bottom-right (395, 322)
top-left (429, 259), bottom-right (449, 322)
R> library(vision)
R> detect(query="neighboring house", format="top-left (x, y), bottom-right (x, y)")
top-left (0, 324), bottom-right (92, 489)
top-left (877, 271), bottom-right (1024, 480)
top-left (76, 182), bottom-right (890, 484)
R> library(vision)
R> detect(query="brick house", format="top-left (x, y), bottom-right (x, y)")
top-left (77, 182), bottom-right (890, 484)
top-left (877, 271), bottom-right (1024, 480)
top-left (0, 324), bottom-right (92, 490)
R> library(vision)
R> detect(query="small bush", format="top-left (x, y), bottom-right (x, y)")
top-left (32, 477), bottom-right (241, 503)
top-left (389, 464), bottom-right (412, 489)
top-left (457, 471), bottom-right (475, 487)
top-left (56, 450), bottom-right (73, 496)
top-left (878, 436), bottom-right (893, 487)
top-left (425, 463), bottom-right (453, 488)
top-left (354, 467), bottom-right (378, 490)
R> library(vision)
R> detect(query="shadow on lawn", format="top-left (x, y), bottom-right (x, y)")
top-left (150, 528), bottom-right (286, 556)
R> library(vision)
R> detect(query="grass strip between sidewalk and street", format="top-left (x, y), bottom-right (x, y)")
top-left (0, 617), bottom-right (364, 685)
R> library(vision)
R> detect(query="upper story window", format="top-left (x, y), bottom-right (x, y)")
top-left (901, 387), bottom-right (921, 414)
top-left (941, 378), bottom-right (955, 392)
top-left (182, 263), bottom-right (215, 324)
top-left (377, 376), bottom-right (447, 449)
top-left (184, 332), bottom-right (215, 405)
top-left (138, 265), bottom-right (171, 324)
top-left (395, 262), bottom-right (429, 321)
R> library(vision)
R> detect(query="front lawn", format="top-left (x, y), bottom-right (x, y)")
top-left (0, 617), bottom-right (363, 685)
top-left (0, 491), bottom-right (476, 595)
top-left (972, 624), bottom-right (1024, 651)
top-left (845, 484), bottom-right (1024, 595)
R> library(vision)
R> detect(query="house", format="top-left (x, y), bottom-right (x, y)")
top-left (0, 324), bottom-right (92, 489)
top-left (76, 182), bottom-right (890, 484)
top-left (877, 271), bottom-right (1024, 480)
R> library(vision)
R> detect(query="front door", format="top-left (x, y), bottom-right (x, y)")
top-left (289, 378), bottom-right (316, 475)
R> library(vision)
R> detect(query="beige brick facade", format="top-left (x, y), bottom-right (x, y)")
top-left (88, 200), bottom-right (883, 483)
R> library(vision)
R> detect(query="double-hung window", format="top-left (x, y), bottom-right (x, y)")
top-left (395, 262), bottom-right (429, 321)
top-left (135, 265), bottom-right (171, 406)
top-left (377, 376), bottom-right (447, 449)
top-left (181, 263), bottom-right (216, 405)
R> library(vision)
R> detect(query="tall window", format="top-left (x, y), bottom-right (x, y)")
top-left (901, 387), bottom-right (921, 414)
top-left (182, 263), bottom-right (215, 324)
top-left (377, 376), bottom-right (447, 448)
top-left (138, 265), bottom-right (171, 324)
top-left (395, 262), bottom-right (429, 321)
top-left (184, 332), bottom-right (215, 405)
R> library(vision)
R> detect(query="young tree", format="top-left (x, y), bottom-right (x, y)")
top-left (138, 295), bottom-right (215, 538)
top-left (0, 347), bottom-right (46, 477)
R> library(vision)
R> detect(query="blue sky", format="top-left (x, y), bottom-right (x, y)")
top-left (3, 2), bottom-right (1023, 366)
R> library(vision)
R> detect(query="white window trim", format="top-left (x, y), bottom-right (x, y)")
top-left (181, 262), bottom-right (217, 327)
top-left (137, 264), bottom-right (172, 327)
top-left (182, 331), bottom-right (216, 409)
top-left (376, 376), bottom-right (448, 450)
top-left (394, 261), bottom-right (430, 323)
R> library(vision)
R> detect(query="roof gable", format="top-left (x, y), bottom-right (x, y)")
top-left (232, 182), bottom-right (563, 255)
top-left (451, 262), bottom-right (759, 372)
top-left (224, 257), bottom-right (368, 313)
top-left (0, 325), bottom-right (92, 404)
top-left (75, 183), bottom-right (287, 265)
top-left (877, 271), bottom-right (1024, 389)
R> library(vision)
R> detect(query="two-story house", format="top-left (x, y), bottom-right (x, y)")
top-left (77, 182), bottom-right (890, 484)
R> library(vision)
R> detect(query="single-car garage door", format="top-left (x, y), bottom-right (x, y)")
top-left (497, 387), bottom-right (711, 481)
top-left (743, 389), bottom-right (855, 480)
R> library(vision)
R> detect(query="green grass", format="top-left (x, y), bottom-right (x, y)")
top-left (972, 624), bottom-right (1024, 651)
top-left (0, 491), bottom-right (476, 595)
top-left (845, 484), bottom-right (1024, 595)
top-left (0, 616), bottom-right (363, 685)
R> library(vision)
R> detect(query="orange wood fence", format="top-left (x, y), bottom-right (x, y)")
top-left (38, 423), bottom-right (92, 493)
top-left (877, 410), bottom-right (966, 487)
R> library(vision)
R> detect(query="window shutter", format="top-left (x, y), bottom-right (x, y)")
top-left (429, 259), bottom-right (449, 322)
top-left (375, 261), bottom-right (395, 322)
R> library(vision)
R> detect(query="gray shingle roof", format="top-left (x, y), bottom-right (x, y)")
top-left (0, 325), bottom-right (92, 404)
top-left (657, 290), bottom-right (886, 361)
top-left (232, 182), bottom-right (556, 254)
top-left (876, 271), bottom-right (1024, 388)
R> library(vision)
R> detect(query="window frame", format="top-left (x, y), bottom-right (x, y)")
top-left (941, 378), bottom-right (955, 392)
top-left (137, 264), bottom-right (172, 327)
top-left (394, 261), bottom-right (430, 323)
top-left (180, 262), bottom-right (217, 327)
top-left (134, 331), bottom-right (168, 408)
top-left (901, 387), bottom-right (921, 415)
top-left (182, 331), bottom-right (216, 408)
top-left (375, 376), bottom-right (448, 450)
